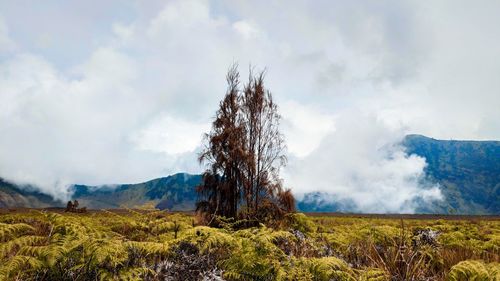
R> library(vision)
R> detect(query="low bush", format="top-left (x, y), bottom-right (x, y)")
top-left (0, 211), bottom-right (498, 280)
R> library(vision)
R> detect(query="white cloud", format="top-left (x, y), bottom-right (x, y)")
top-left (0, 17), bottom-right (15, 52)
top-left (0, 48), bottom-right (195, 200)
top-left (132, 114), bottom-right (209, 155)
top-left (112, 23), bottom-right (135, 42)
top-left (0, 1), bottom-right (498, 212)
top-left (281, 101), bottom-right (335, 157)
top-left (147, 0), bottom-right (213, 37)
top-left (284, 110), bottom-right (442, 213)
top-left (232, 20), bottom-right (260, 40)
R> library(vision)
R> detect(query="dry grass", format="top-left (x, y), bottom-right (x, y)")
top-left (0, 210), bottom-right (498, 280)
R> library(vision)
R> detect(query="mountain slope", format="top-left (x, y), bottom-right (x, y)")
top-left (298, 135), bottom-right (499, 214)
top-left (0, 178), bottom-right (63, 208)
top-left (71, 173), bottom-right (202, 210)
top-left (403, 134), bottom-right (500, 214)
top-left (1, 135), bottom-right (498, 214)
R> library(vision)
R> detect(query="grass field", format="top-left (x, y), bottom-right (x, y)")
top-left (0, 209), bottom-right (499, 280)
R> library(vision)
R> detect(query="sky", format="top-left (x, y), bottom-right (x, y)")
top-left (0, 0), bottom-right (499, 212)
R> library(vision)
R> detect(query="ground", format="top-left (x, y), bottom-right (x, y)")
top-left (0, 209), bottom-right (499, 280)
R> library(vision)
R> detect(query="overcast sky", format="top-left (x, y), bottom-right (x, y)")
top-left (1, 0), bottom-right (499, 212)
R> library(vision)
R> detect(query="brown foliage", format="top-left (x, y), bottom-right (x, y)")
top-left (65, 200), bottom-right (87, 213)
top-left (197, 65), bottom-right (295, 225)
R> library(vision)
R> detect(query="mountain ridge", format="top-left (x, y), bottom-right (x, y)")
top-left (70, 173), bottom-right (201, 210)
top-left (1, 135), bottom-right (498, 214)
top-left (403, 134), bottom-right (499, 214)
top-left (0, 178), bottom-right (64, 208)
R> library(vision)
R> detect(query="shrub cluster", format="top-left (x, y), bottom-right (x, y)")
top-left (0, 211), bottom-right (499, 280)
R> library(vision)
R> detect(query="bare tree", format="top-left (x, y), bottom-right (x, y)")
top-left (197, 65), bottom-right (294, 225)
top-left (241, 69), bottom-right (287, 217)
top-left (197, 65), bottom-right (246, 220)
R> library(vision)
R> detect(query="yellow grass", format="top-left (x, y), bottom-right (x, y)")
top-left (0, 210), bottom-right (499, 280)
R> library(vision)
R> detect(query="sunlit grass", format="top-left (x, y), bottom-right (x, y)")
top-left (0, 210), bottom-right (498, 280)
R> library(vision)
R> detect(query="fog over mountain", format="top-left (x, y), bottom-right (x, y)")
top-left (1, 135), bottom-right (498, 214)
top-left (1, 1), bottom-right (499, 212)
top-left (284, 114), bottom-right (443, 213)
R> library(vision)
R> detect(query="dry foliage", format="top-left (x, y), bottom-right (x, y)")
top-left (197, 65), bottom-right (294, 226)
top-left (1, 211), bottom-right (498, 280)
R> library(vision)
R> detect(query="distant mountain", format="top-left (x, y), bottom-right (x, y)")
top-left (1, 135), bottom-right (498, 214)
top-left (0, 178), bottom-right (63, 208)
top-left (298, 135), bottom-right (499, 214)
top-left (0, 174), bottom-right (202, 211)
top-left (71, 173), bottom-right (202, 211)
top-left (297, 192), bottom-right (357, 213)
top-left (403, 134), bottom-right (499, 214)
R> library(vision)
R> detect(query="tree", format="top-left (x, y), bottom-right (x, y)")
top-left (240, 70), bottom-right (288, 216)
top-left (197, 65), bottom-right (246, 221)
top-left (197, 65), bottom-right (295, 225)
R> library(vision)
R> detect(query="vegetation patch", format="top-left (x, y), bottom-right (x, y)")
top-left (0, 210), bottom-right (499, 280)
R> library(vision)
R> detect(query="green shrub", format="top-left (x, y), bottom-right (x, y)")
top-left (448, 260), bottom-right (500, 281)
top-left (284, 213), bottom-right (316, 233)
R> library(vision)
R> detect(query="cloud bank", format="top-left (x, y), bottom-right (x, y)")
top-left (284, 111), bottom-right (442, 213)
top-left (0, 0), bottom-right (499, 211)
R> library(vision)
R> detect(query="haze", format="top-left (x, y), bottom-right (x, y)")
top-left (1, 0), bottom-right (499, 212)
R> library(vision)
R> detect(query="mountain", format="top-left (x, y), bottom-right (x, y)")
top-left (1, 135), bottom-right (499, 214)
top-left (70, 173), bottom-right (202, 211)
top-left (297, 192), bottom-right (357, 213)
top-left (298, 135), bottom-right (499, 214)
top-left (0, 178), bottom-right (63, 208)
top-left (0, 173), bottom-right (202, 211)
top-left (403, 134), bottom-right (500, 214)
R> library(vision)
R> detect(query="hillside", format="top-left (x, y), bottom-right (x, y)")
top-left (298, 135), bottom-right (499, 214)
top-left (1, 135), bottom-right (499, 214)
top-left (403, 134), bottom-right (500, 214)
top-left (71, 173), bottom-right (201, 210)
top-left (0, 178), bottom-right (63, 208)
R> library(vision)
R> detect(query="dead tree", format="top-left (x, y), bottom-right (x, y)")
top-left (240, 69), bottom-right (289, 218)
top-left (197, 65), bottom-right (246, 221)
top-left (65, 201), bottom-right (74, 212)
top-left (65, 200), bottom-right (86, 213)
top-left (197, 65), bottom-right (295, 225)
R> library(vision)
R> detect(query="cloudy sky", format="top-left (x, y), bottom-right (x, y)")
top-left (1, 0), bottom-right (499, 212)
